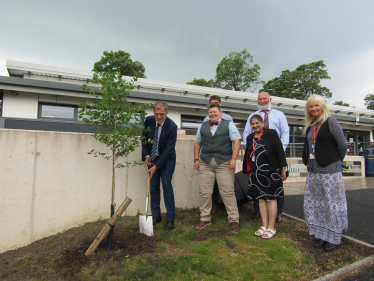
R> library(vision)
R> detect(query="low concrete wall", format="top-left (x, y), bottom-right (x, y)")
top-left (0, 129), bottom-right (199, 253)
top-left (0, 128), bottom-right (365, 253)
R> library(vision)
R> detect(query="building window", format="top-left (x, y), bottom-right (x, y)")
top-left (286, 125), bottom-right (305, 157)
top-left (38, 104), bottom-right (77, 120)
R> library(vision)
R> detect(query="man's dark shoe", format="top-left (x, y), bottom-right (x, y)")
top-left (313, 239), bottom-right (325, 249)
top-left (230, 222), bottom-right (239, 233)
top-left (195, 220), bottom-right (212, 230)
top-left (252, 212), bottom-right (260, 222)
top-left (165, 221), bottom-right (174, 231)
top-left (210, 205), bottom-right (219, 215)
top-left (324, 242), bottom-right (336, 252)
top-left (152, 216), bottom-right (161, 226)
top-left (276, 213), bottom-right (283, 223)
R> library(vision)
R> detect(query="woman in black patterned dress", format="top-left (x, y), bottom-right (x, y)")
top-left (243, 114), bottom-right (288, 239)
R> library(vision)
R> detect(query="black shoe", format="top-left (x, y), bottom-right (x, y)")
top-left (165, 221), bottom-right (174, 231)
top-left (276, 213), bottom-right (283, 223)
top-left (314, 239), bottom-right (325, 249)
top-left (252, 212), bottom-right (260, 222)
top-left (324, 242), bottom-right (336, 252)
top-left (153, 216), bottom-right (161, 226)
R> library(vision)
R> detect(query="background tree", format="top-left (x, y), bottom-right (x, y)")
top-left (93, 50), bottom-right (146, 78)
top-left (333, 100), bottom-right (350, 107)
top-left (261, 60), bottom-right (332, 100)
top-left (215, 49), bottom-right (262, 92)
top-left (186, 49), bottom-right (262, 93)
top-left (186, 78), bottom-right (215, 88)
top-left (79, 71), bottom-right (151, 250)
top-left (364, 94), bottom-right (374, 110)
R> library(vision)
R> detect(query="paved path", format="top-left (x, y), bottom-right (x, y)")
top-left (283, 177), bottom-right (374, 280)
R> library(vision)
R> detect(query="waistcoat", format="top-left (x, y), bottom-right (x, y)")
top-left (200, 120), bottom-right (232, 165)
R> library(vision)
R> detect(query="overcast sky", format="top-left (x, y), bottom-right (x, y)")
top-left (1, 0), bottom-right (373, 108)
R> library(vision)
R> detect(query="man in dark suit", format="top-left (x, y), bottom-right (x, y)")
top-left (142, 101), bottom-right (178, 231)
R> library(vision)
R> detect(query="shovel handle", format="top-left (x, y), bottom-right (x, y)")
top-left (145, 165), bottom-right (151, 197)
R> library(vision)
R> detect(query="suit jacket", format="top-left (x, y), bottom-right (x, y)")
top-left (242, 128), bottom-right (287, 173)
top-left (142, 116), bottom-right (177, 169)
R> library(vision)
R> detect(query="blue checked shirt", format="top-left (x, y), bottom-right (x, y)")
top-left (243, 107), bottom-right (289, 151)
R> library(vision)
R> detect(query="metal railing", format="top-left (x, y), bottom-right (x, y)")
top-left (240, 142), bottom-right (360, 159)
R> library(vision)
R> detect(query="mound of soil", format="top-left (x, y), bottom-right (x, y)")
top-left (0, 223), bottom-right (155, 281)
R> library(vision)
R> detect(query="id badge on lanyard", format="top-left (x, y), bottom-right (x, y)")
top-left (310, 124), bottom-right (321, 160)
top-left (252, 132), bottom-right (263, 162)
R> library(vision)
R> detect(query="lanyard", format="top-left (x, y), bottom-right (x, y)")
top-left (258, 108), bottom-right (272, 123)
top-left (252, 131), bottom-right (263, 152)
top-left (313, 123), bottom-right (322, 144)
top-left (210, 118), bottom-right (222, 133)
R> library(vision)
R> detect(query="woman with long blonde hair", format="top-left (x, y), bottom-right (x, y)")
top-left (302, 95), bottom-right (348, 252)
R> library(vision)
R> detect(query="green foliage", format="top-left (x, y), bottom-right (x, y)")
top-left (333, 100), bottom-right (350, 107)
top-left (79, 71), bottom-right (151, 168)
top-left (93, 50), bottom-right (146, 78)
top-left (364, 94), bottom-right (374, 110)
top-left (186, 49), bottom-right (262, 93)
top-left (215, 49), bottom-right (262, 92)
top-left (186, 78), bottom-right (215, 88)
top-left (261, 60), bottom-right (332, 100)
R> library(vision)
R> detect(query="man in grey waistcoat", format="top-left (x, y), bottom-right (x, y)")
top-left (203, 95), bottom-right (234, 216)
top-left (194, 103), bottom-right (241, 233)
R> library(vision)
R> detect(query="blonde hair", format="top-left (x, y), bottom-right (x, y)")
top-left (303, 95), bottom-right (331, 135)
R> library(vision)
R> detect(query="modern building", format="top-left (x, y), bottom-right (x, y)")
top-left (1, 60), bottom-right (374, 159)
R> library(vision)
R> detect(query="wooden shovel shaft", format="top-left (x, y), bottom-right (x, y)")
top-left (85, 197), bottom-right (132, 257)
top-left (146, 165), bottom-right (150, 198)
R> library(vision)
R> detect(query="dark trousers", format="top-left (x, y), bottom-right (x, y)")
top-left (253, 196), bottom-right (284, 214)
top-left (212, 180), bottom-right (220, 206)
top-left (150, 159), bottom-right (176, 221)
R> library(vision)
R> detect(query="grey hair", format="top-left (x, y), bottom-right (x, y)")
top-left (258, 92), bottom-right (271, 99)
top-left (153, 101), bottom-right (168, 112)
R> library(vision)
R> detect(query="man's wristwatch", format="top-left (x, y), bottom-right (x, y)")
top-left (194, 159), bottom-right (199, 162)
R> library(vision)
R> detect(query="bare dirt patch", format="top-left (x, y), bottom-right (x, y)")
top-left (0, 220), bottom-right (155, 281)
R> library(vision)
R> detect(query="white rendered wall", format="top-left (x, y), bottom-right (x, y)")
top-left (0, 129), bottom-right (199, 253)
top-left (2, 90), bottom-right (38, 118)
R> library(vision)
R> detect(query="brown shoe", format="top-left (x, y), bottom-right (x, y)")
top-left (195, 220), bottom-right (212, 230)
top-left (276, 213), bottom-right (283, 223)
top-left (230, 222), bottom-right (239, 233)
top-left (252, 212), bottom-right (260, 222)
top-left (210, 205), bottom-right (219, 215)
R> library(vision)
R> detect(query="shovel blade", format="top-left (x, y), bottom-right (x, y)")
top-left (139, 215), bottom-right (154, 236)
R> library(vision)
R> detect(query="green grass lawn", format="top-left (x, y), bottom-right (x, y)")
top-left (1, 205), bottom-right (372, 281)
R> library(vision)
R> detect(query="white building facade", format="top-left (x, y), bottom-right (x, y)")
top-left (1, 60), bottom-right (372, 176)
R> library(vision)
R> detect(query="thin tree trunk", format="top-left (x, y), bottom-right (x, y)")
top-left (106, 146), bottom-right (116, 251)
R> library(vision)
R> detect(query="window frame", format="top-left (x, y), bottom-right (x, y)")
top-left (38, 103), bottom-right (79, 121)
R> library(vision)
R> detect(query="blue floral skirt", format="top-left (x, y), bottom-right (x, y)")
top-left (304, 172), bottom-right (348, 245)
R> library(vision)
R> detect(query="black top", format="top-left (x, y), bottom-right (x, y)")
top-left (242, 128), bottom-right (287, 174)
top-left (302, 118), bottom-right (346, 168)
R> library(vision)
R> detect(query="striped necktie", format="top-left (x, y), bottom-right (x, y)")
top-left (151, 124), bottom-right (160, 161)
top-left (261, 110), bottom-right (269, 129)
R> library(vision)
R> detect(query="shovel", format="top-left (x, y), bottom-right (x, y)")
top-left (139, 165), bottom-right (154, 236)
